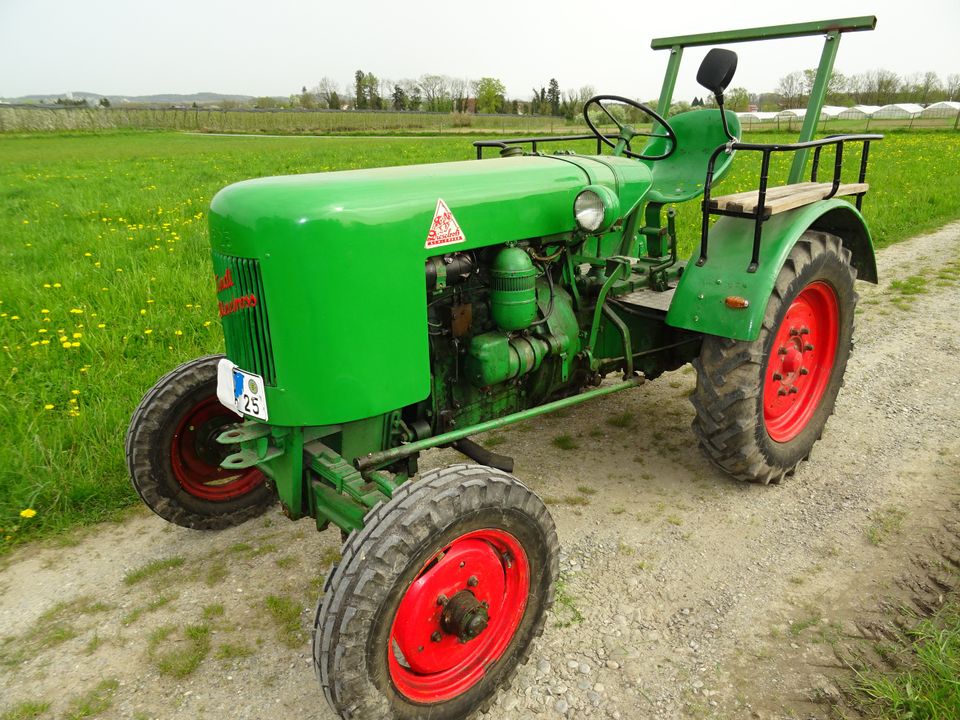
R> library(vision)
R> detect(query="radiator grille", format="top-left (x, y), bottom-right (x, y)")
top-left (212, 252), bottom-right (276, 385)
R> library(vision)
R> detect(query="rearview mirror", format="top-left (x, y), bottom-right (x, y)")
top-left (697, 48), bottom-right (738, 99)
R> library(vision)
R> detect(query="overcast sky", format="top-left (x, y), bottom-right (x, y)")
top-left (1, 0), bottom-right (958, 101)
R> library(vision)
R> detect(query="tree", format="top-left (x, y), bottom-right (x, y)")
top-left (98, 97), bottom-right (111, 108)
top-left (725, 87), bottom-right (749, 112)
top-left (253, 96), bottom-right (276, 109)
top-left (863, 69), bottom-right (900, 105)
top-left (776, 71), bottom-right (804, 108)
top-left (419, 74), bottom-right (449, 112)
top-left (314, 77), bottom-right (341, 109)
top-left (917, 71), bottom-right (942, 104)
top-left (947, 74), bottom-right (960, 101)
top-left (299, 86), bottom-right (315, 109)
top-left (354, 70), bottom-right (367, 109)
top-left (391, 84), bottom-right (408, 111)
top-left (449, 77), bottom-right (469, 113)
top-left (547, 78), bottom-right (560, 116)
top-left (475, 77), bottom-right (506, 114)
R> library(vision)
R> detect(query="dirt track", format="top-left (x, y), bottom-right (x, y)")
top-left (2, 223), bottom-right (959, 720)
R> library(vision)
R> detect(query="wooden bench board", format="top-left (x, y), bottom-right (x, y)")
top-left (707, 182), bottom-right (869, 215)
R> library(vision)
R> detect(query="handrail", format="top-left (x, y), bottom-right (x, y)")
top-left (698, 133), bottom-right (882, 273)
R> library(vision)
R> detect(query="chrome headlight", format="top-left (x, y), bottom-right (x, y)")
top-left (574, 185), bottom-right (619, 233)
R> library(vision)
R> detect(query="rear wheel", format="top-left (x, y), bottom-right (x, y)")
top-left (691, 231), bottom-right (857, 483)
top-left (126, 354), bottom-right (275, 529)
top-left (314, 464), bottom-right (558, 719)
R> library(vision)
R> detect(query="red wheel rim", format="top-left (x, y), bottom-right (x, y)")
top-left (170, 395), bottom-right (264, 501)
top-left (763, 281), bottom-right (839, 442)
top-left (387, 528), bottom-right (530, 704)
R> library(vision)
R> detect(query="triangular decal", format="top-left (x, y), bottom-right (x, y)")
top-left (425, 198), bottom-right (466, 249)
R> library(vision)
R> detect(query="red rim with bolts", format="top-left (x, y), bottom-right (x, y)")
top-left (170, 395), bottom-right (264, 501)
top-left (387, 528), bottom-right (530, 703)
top-left (763, 281), bottom-right (839, 442)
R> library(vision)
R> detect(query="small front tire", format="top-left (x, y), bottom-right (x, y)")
top-left (314, 464), bottom-right (558, 720)
top-left (126, 354), bottom-right (275, 529)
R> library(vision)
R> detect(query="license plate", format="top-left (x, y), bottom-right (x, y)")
top-left (216, 358), bottom-right (268, 421)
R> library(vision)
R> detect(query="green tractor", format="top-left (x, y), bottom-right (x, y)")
top-left (127, 16), bottom-right (881, 719)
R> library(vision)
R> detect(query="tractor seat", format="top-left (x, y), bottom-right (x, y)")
top-left (640, 109), bottom-right (741, 204)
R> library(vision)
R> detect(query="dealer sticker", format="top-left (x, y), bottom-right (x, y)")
top-left (425, 198), bottom-right (466, 249)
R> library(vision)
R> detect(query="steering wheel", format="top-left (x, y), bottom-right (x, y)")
top-left (583, 95), bottom-right (677, 161)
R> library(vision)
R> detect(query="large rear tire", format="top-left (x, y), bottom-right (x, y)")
top-left (313, 464), bottom-right (558, 720)
top-left (691, 230), bottom-right (857, 484)
top-left (126, 354), bottom-right (275, 529)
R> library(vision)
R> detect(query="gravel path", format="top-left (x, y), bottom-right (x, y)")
top-left (2, 222), bottom-right (959, 720)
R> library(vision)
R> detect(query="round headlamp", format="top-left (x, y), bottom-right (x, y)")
top-left (574, 185), bottom-right (619, 233)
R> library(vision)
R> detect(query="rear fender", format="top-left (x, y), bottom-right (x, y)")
top-left (666, 199), bottom-right (877, 341)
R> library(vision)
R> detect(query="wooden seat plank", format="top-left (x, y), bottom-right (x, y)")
top-left (707, 182), bottom-right (869, 215)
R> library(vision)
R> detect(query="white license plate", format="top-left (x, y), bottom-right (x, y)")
top-left (216, 359), bottom-right (268, 421)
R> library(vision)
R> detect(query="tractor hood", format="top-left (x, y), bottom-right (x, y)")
top-left (208, 155), bottom-right (652, 426)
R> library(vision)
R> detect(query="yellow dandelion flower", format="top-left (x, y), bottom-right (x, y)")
top-left (43, 404), bottom-right (54, 410)
top-left (38, 328), bottom-right (47, 333)
top-left (69, 308), bottom-right (83, 314)
top-left (43, 283), bottom-right (51, 288)
top-left (22, 219), bottom-right (29, 224)
top-left (139, 309), bottom-right (147, 315)
top-left (203, 321), bottom-right (212, 327)
top-left (71, 342), bottom-right (80, 348)
top-left (97, 323), bottom-right (105, 329)
top-left (40, 340), bottom-right (50, 345)
top-left (19, 509), bottom-right (37, 519)
top-left (10, 315), bottom-right (20, 321)
top-left (30, 341), bottom-right (39, 347)
top-left (41, 309), bottom-right (50, 314)
top-left (53, 283), bottom-right (61, 288)
top-left (71, 389), bottom-right (80, 395)
top-left (84, 252), bottom-right (92, 257)
top-left (174, 330), bottom-right (183, 336)
top-left (72, 332), bottom-right (82, 339)
top-left (144, 329), bottom-right (153, 335)
top-left (147, 299), bottom-right (155, 304)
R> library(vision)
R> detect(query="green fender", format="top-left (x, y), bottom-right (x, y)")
top-left (666, 199), bottom-right (878, 341)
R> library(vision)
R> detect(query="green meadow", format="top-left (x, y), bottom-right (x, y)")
top-left (2, 129), bottom-right (960, 547)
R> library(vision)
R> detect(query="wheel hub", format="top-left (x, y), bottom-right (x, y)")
top-left (440, 590), bottom-right (489, 642)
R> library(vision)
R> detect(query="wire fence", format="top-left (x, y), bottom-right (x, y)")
top-left (2, 104), bottom-right (957, 136)
top-left (0, 105), bottom-right (590, 135)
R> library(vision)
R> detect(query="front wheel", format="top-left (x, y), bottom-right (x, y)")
top-left (126, 354), bottom-right (275, 529)
top-left (314, 464), bottom-right (558, 720)
top-left (691, 230), bottom-right (857, 483)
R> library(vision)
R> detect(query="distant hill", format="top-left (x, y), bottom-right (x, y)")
top-left (1, 91), bottom-right (259, 106)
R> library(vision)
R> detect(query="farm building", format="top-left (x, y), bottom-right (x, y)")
top-left (820, 105), bottom-right (847, 118)
top-left (921, 101), bottom-right (960, 118)
top-left (736, 111), bottom-right (778, 122)
top-left (775, 108), bottom-right (807, 120)
top-left (837, 105), bottom-right (880, 119)
top-left (872, 103), bottom-right (924, 119)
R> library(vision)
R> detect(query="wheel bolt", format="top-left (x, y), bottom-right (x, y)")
top-left (437, 594), bottom-right (448, 606)
top-left (778, 388), bottom-right (787, 396)
top-left (778, 346), bottom-right (788, 355)
top-left (418, 645), bottom-right (424, 652)
top-left (799, 367), bottom-right (809, 376)
top-left (431, 631), bottom-right (442, 642)
top-left (789, 387), bottom-right (799, 394)
top-left (800, 327), bottom-right (810, 335)
top-left (459, 561), bottom-right (466, 568)
top-left (804, 343), bottom-right (814, 351)
top-left (789, 328), bottom-right (799, 336)
top-left (772, 372), bottom-right (783, 381)
top-left (467, 575), bottom-right (478, 587)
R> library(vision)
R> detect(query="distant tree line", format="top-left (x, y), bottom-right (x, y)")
top-left (772, 68), bottom-right (960, 109)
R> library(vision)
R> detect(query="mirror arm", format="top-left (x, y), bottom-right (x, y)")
top-left (714, 92), bottom-right (737, 142)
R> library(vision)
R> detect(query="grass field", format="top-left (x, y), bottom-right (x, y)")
top-left (2, 129), bottom-right (960, 548)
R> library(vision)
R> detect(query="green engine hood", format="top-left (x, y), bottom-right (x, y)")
top-left (209, 155), bottom-right (651, 426)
